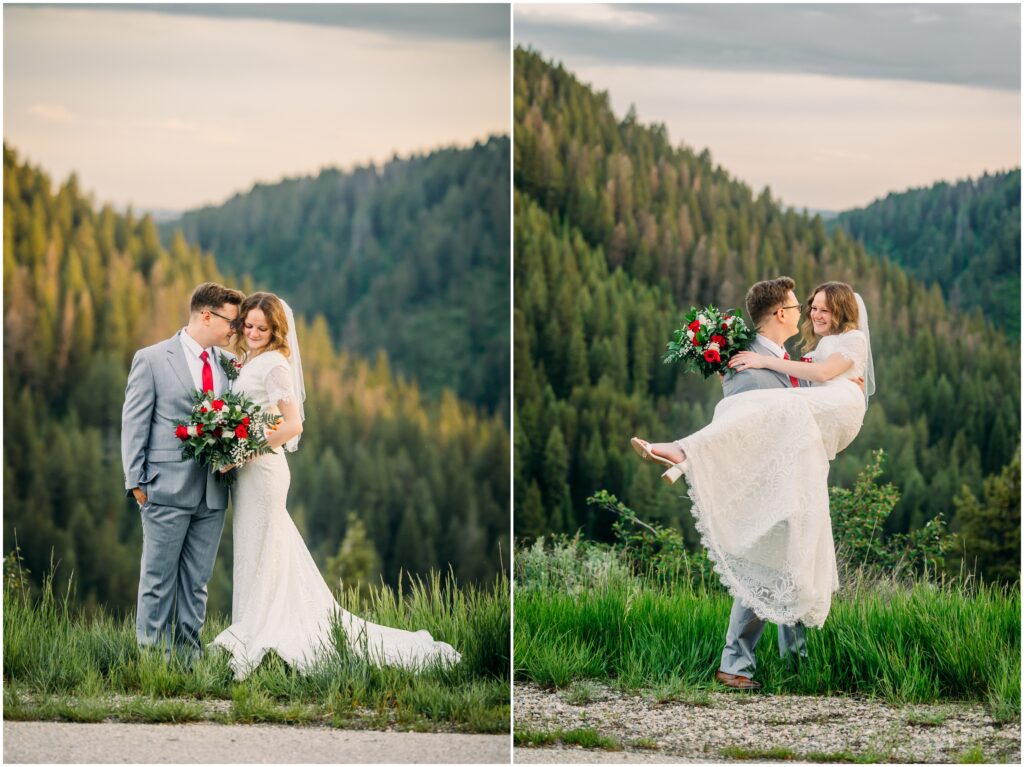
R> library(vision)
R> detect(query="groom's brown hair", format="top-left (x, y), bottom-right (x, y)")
top-left (190, 282), bottom-right (243, 314)
top-left (746, 276), bottom-right (796, 328)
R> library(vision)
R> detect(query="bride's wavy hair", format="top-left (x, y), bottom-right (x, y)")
top-left (232, 292), bottom-right (291, 360)
top-left (799, 281), bottom-right (859, 351)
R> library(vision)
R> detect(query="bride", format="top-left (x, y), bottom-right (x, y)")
top-left (210, 292), bottom-right (461, 679)
top-left (632, 281), bottom-right (874, 628)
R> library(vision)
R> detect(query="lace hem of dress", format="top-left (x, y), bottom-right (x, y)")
top-left (679, 413), bottom-right (834, 629)
top-left (681, 475), bottom-right (826, 628)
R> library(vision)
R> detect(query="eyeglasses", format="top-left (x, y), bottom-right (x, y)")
top-left (206, 309), bottom-right (235, 323)
top-left (776, 304), bottom-right (801, 314)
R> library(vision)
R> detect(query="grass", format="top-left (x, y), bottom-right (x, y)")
top-left (3, 566), bottom-right (510, 733)
top-left (514, 569), bottom-right (1020, 722)
top-left (721, 745), bottom-right (799, 760)
top-left (956, 744), bottom-right (990, 763)
top-left (514, 727), bottom-right (621, 750)
top-left (562, 680), bottom-right (598, 705)
top-left (905, 709), bottom-right (949, 727)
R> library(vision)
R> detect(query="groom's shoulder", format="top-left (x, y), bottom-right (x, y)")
top-left (135, 334), bottom-right (179, 361)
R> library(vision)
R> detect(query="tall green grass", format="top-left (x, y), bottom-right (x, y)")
top-left (3, 566), bottom-right (510, 732)
top-left (515, 554), bottom-right (1019, 721)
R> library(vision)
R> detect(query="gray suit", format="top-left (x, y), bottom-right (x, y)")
top-left (718, 336), bottom-right (807, 676)
top-left (121, 332), bottom-right (231, 656)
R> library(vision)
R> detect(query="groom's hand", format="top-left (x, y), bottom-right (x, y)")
top-left (853, 377), bottom-right (865, 392)
top-left (131, 488), bottom-right (147, 507)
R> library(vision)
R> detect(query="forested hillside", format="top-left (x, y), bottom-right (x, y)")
top-left (835, 169), bottom-right (1020, 337)
top-left (167, 137), bottom-right (510, 416)
top-left (512, 49), bottom-right (1020, 580)
top-left (3, 144), bottom-right (509, 613)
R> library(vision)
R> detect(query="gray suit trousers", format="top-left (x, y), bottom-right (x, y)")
top-left (136, 497), bottom-right (226, 656)
top-left (719, 598), bottom-right (807, 677)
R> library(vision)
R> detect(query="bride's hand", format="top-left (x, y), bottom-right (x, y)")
top-left (728, 351), bottom-right (769, 371)
top-left (219, 463), bottom-right (240, 474)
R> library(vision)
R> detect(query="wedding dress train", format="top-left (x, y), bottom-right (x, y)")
top-left (210, 350), bottom-right (461, 679)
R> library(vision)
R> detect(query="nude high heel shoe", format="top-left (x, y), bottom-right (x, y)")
top-left (630, 437), bottom-right (687, 485)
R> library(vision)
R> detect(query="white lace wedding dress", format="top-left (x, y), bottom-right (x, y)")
top-left (677, 330), bottom-right (869, 628)
top-left (210, 350), bottom-right (461, 680)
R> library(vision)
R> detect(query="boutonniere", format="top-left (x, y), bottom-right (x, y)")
top-left (219, 353), bottom-right (242, 382)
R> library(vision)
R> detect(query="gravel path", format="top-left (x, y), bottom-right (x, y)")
top-left (4, 721), bottom-right (510, 763)
top-left (513, 682), bottom-right (1020, 763)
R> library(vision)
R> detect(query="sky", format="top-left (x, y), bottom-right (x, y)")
top-left (4, 3), bottom-right (510, 211)
top-left (515, 3), bottom-right (1021, 211)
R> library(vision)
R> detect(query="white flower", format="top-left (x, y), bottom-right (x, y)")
top-left (698, 315), bottom-right (711, 327)
top-left (723, 316), bottom-right (735, 327)
top-left (187, 425), bottom-right (199, 438)
top-left (708, 342), bottom-right (721, 352)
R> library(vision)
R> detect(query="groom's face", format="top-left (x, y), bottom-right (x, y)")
top-left (781, 290), bottom-right (801, 338)
top-left (206, 303), bottom-right (239, 347)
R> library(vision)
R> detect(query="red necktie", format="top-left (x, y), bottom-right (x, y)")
top-left (783, 352), bottom-right (799, 388)
top-left (200, 350), bottom-right (214, 393)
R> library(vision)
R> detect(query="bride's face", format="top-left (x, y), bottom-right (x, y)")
top-left (809, 291), bottom-right (833, 336)
top-left (243, 308), bottom-right (272, 351)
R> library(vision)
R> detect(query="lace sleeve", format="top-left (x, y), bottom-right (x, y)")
top-left (833, 330), bottom-right (868, 367)
top-left (264, 362), bottom-right (295, 405)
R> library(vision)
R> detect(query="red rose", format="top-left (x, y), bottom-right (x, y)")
top-left (242, 416), bottom-right (250, 426)
top-left (200, 406), bottom-right (208, 414)
top-left (688, 319), bottom-right (701, 333)
top-left (175, 424), bottom-right (189, 441)
top-left (235, 424), bottom-right (248, 439)
top-left (213, 427), bottom-right (223, 438)
top-left (212, 400), bottom-right (225, 411)
top-left (711, 334), bottom-right (727, 347)
top-left (704, 349), bottom-right (721, 364)
top-left (801, 357), bottom-right (812, 363)
top-left (195, 423), bottom-right (203, 436)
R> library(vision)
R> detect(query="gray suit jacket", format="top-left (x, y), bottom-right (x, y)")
top-left (722, 337), bottom-right (799, 397)
top-left (121, 332), bottom-right (231, 510)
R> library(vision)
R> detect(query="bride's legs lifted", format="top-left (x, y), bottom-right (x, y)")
top-left (629, 437), bottom-right (687, 484)
top-left (648, 442), bottom-right (685, 464)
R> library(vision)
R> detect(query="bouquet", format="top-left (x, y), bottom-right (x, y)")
top-left (175, 390), bottom-right (277, 485)
top-left (663, 305), bottom-right (756, 378)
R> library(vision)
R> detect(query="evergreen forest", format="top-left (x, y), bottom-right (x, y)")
top-left (835, 169), bottom-right (1020, 338)
top-left (3, 142), bottom-right (510, 615)
top-left (512, 48), bottom-right (1020, 583)
top-left (165, 137), bottom-right (510, 416)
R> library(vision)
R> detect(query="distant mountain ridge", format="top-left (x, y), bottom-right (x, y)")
top-left (834, 169), bottom-right (1020, 337)
top-left (165, 136), bottom-right (510, 416)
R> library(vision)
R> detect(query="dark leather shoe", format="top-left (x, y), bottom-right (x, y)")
top-left (715, 670), bottom-right (762, 690)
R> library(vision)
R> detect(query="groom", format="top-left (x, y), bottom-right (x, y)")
top-left (714, 276), bottom-right (808, 691)
top-left (121, 282), bottom-right (243, 659)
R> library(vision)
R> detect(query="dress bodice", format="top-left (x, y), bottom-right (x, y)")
top-left (806, 330), bottom-right (868, 383)
top-left (234, 350), bottom-right (296, 413)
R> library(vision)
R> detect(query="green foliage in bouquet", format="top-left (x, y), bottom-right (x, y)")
top-left (830, 449), bottom-right (954, 580)
top-left (663, 305), bottom-right (756, 379)
top-left (176, 390), bottom-right (276, 484)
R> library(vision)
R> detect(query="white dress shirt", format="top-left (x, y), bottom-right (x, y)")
top-left (179, 328), bottom-right (227, 394)
top-left (755, 334), bottom-right (787, 359)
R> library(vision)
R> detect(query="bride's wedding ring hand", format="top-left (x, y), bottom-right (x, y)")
top-left (728, 351), bottom-right (768, 372)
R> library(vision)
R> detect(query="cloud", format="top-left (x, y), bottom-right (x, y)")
top-left (515, 3), bottom-right (658, 29)
top-left (28, 103), bottom-right (77, 123)
top-left (39, 3), bottom-right (509, 44)
top-left (515, 3), bottom-right (1021, 91)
